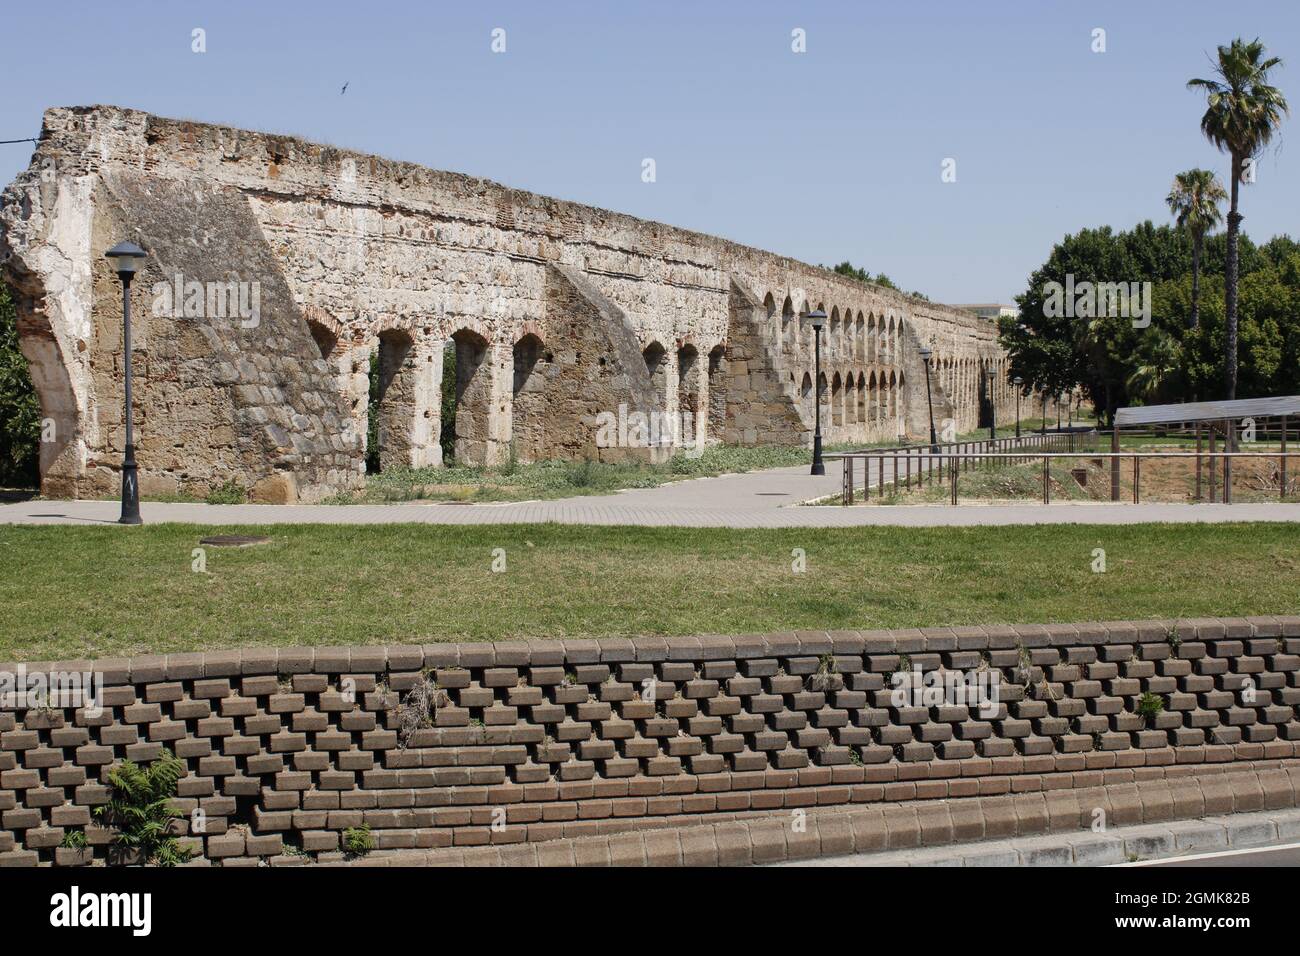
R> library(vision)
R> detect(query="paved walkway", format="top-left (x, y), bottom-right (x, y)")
top-left (777, 807), bottom-right (1300, 867)
top-left (3, 457), bottom-right (1299, 528)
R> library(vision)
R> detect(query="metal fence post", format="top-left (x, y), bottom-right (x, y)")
top-left (1208, 428), bottom-right (1217, 503)
top-left (1195, 423), bottom-right (1202, 501)
top-left (1281, 415), bottom-right (1288, 501)
top-left (1110, 425), bottom-right (1120, 501)
top-left (1224, 418), bottom-right (1233, 505)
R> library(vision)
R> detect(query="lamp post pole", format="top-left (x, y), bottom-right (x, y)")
top-left (918, 347), bottom-right (937, 453)
top-left (1041, 391), bottom-right (1048, 434)
top-left (808, 309), bottom-right (826, 476)
top-left (105, 241), bottom-right (147, 525)
top-left (1013, 376), bottom-right (1023, 439)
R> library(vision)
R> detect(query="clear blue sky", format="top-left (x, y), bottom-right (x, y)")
top-left (1, 1), bottom-right (1295, 304)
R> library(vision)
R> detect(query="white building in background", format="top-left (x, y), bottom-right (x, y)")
top-left (953, 304), bottom-right (1017, 322)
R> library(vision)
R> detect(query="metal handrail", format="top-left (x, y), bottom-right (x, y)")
top-left (827, 445), bottom-right (1297, 506)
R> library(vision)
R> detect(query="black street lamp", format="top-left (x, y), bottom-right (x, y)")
top-left (1056, 392), bottom-right (1064, 431)
top-left (105, 241), bottom-right (147, 525)
top-left (918, 346), bottom-right (938, 452)
top-left (808, 309), bottom-right (827, 475)
top-left (1012, 375), bottom-right (1023, 438)
top-left (985, 366), bottom-right (997, 441)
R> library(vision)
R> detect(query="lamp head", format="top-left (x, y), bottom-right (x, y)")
top-left (105, 241), bottom-right (147, 278)
top-left (806, 308), bottom-right (826, 329)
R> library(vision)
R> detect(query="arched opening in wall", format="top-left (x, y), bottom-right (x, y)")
top-left (676, 344), bottom-right (700, 444)
top-left (442, 328), bottom-right (490, 467)
top-left (643, 342), bottom-right (667, 412)
top-left (887, 371), bottom-right (898, 429)
top-left (868, 372), bottom-right (878, 425)
top-left (897, 373), bottom-right (906, 431)
top-left (885, 317), bottom-right (895, 363)
top-left (512, 333), bottom-right (546, 463)
top-left (856, 373), bottom-right (866, 424)
top-left (781, 295), bottom-right (796, 355)
top-left (368, 329), bottom-right (415, 474)
top-left (0, 283), bottom-right (40, 490)
top-left (831, 373), bottom-right (843, 426)
top-left (977, 361), bottom-right (993, 430)
top-left (307, 319), bottom-right (337, 361)
top-left (817, 371), bottom-right (828, 423)
top-left (707, 344), bottom-right (727, 442)
top-left (829, 307), bottom-right (840, 357)
top-left (763, 293), bottom-right (777, 354)
top-left (800, 371), bottom-right (813, 422)
top-left (855, 312), bottom-right (865, 361)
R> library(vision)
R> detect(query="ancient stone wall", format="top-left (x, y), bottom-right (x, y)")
top-left (0, 616), bottom-right (1295, 866)
top-left (1, 106), bottom-right (1014, 501)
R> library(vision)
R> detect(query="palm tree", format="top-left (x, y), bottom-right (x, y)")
top-left (1188, 38), bottom-right (1289, 399)
top-left (1165, 169), bottom-right (1225, 331)
top-left (1126, 328), bottom-right (1183, 404)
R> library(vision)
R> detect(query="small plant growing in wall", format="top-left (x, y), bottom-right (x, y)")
top-left (1136, 692), bottom-right (1165, 726)
top-left (1165, 625), bottom-right (1182, 654)
top-left (60, 829), bottom-right (87, 849)
top-left (809, 653), bottom-right (838, 692)
top-left (205, 478), bottom-right (247, 505)
top-left (93, 748), bottom-right (193, 867)
top-left (395, 677), bottom-right (450, 749)
top-left (343, 824), bottom-right (375, 858)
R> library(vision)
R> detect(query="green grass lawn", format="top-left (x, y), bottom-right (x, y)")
top-left (0, 522), bottom-right (1294, 661)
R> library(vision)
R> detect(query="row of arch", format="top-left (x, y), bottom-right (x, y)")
top-left (309, 316), bottom-right (734, 470)
top-left (762, 292), bottom-right (907, 367)
top-left (800, 368), bottom-right (905, 430)
top-left (641, 340), bottom-right (728, 445)
top-left (926, 351), bottom-right (1014, 428)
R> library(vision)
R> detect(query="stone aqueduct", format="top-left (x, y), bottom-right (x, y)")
top-left (1, 106), bottom-right (1015, 502)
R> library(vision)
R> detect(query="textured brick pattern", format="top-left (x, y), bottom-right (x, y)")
top-left (0, 615), bottom-right (1296, 866)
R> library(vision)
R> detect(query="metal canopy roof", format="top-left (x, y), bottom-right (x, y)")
top-left (1114, 396), bottom-right (1300, 427)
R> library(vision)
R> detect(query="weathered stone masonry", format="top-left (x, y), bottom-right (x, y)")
top-left (0, 616), bottom-right (1296, 866)
top-left (0, 106), bottom-right (1014, 502)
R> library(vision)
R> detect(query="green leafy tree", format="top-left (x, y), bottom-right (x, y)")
top-left (0, 284), bottom-right (40, 488)
top-left (1188, 37), bottom-right (1290, 399)
top-left (827, 261), bottom-right (929, 301)
top-left (1001, 225), bottom-right (1154, 424)
top-left (1165, 169), bottom-right (1226, 330)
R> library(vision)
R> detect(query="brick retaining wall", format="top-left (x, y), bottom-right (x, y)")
top-left (1, 615), bottom-right (1298, 866)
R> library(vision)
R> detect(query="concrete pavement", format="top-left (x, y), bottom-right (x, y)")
top-left (4, 458), bottom-right (1299, 528)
